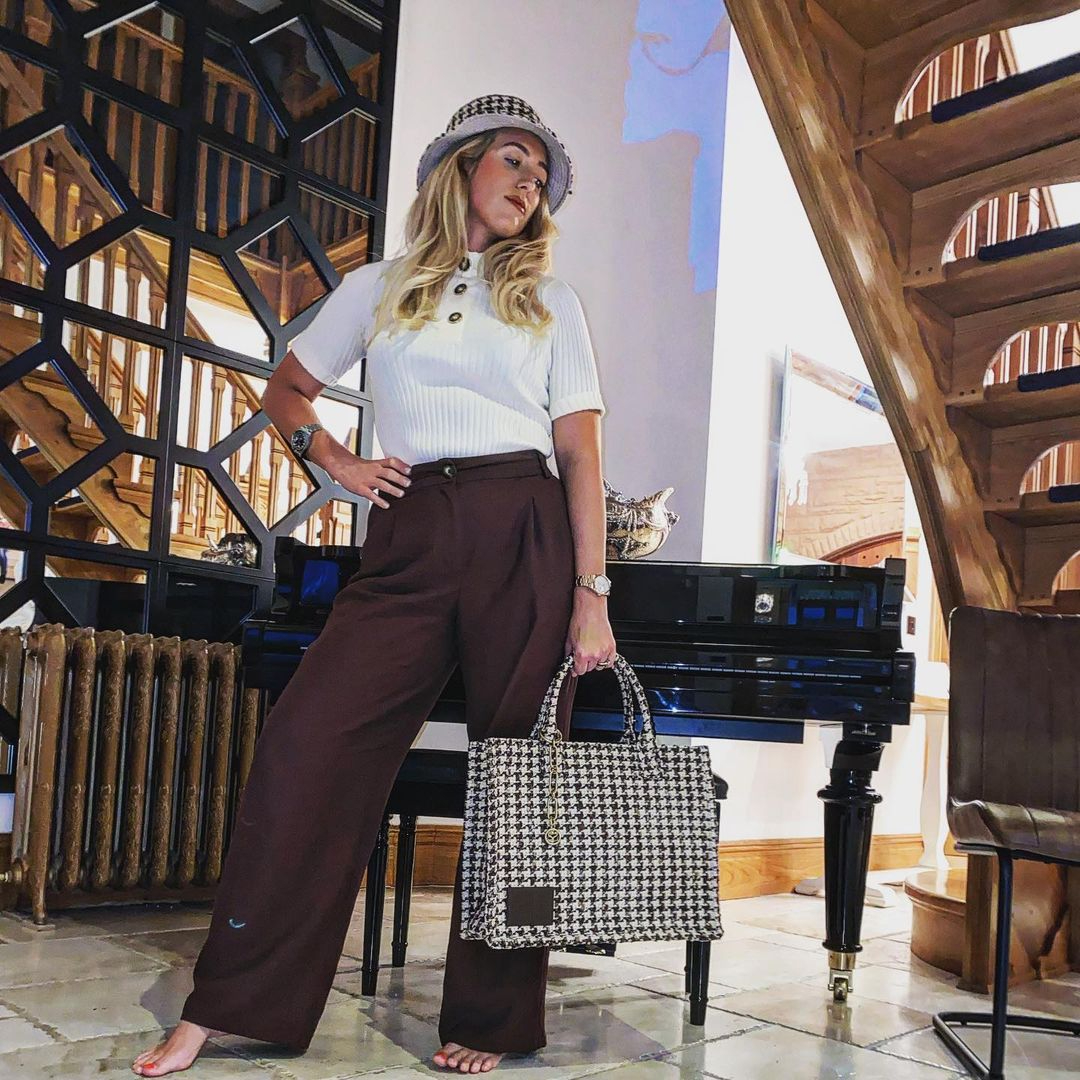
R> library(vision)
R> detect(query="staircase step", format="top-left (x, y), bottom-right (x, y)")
top-left (935, 52), bottom-right (1080, 123)
top-left (979, 222), bottom-right (1080, 264)
top-left (914, 241), bottom-right (1080, 317)
top-left (1020, 589), bottom-right (1080, 614)
top-left (987, 492), bottom-right (1080, 528)
top-left (948, 379), bottom-right (1080, 427)
top-left (859, 69), bottom-right (1080, 190)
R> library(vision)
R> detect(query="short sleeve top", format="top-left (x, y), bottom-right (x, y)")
top-left (288, 249), bottom-right (606, 464)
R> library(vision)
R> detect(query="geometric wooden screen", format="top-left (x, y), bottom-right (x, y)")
top-left (0, 0), bottom-right (398, 640)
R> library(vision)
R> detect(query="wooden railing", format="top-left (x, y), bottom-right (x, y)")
top-left (0, 6), bottom-right (368, 557)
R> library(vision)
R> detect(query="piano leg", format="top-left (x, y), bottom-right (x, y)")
top-left (361, 811), bottom-right (392, 995)
top-left (392, 813), bottom-right (417, 966)
top-left (818, 737), bottom-right (883, 1003)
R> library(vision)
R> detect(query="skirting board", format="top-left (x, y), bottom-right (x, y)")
top-left (365, 824), bottom-right (925, 900)
top-left (1, 828), bottom-right (924, 904)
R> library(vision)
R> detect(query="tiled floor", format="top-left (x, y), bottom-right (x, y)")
top-left (1, 880), bottom-right (1078, 1078)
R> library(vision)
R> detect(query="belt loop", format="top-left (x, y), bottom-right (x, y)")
top-left (537, 450), bottom-right (552, 479)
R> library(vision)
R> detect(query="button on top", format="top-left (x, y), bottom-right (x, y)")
top-left (459, 257), bottom-right (470, 271)
top-left (442, 463), bottom-right (457, 477)
top-left (454, 282), bottom-right (467, 295)
top-left (448, 311), bottom-right (462, 323)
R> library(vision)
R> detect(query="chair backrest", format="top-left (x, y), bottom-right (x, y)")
top-left (948, 605), bottom-right (1080, 814)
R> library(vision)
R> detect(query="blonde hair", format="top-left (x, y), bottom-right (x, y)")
top-left (370, 130), bottom-right (559, 341)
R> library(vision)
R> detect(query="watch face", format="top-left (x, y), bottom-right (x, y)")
top-left (290, 429), bottom-right (308, 456)
top-left (595, 574), bottom-right (611, 595)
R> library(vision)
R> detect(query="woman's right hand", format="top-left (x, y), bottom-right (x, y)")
top-left (334, 455), bottom-right (412, 509)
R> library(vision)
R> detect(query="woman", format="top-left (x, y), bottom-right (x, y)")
top-left (132, 94), bottom-right (615, 1077)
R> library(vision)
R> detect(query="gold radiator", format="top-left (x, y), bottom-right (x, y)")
top-left (0, 624), bottom-right (262, 924)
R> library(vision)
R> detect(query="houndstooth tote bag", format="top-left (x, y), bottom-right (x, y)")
top-left (460, 653), bottom-right (724, 949)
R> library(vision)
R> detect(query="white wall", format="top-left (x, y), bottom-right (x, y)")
top-left (699, 32), bottom-right (923, 840)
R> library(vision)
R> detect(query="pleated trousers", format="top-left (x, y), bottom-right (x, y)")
top-left (180, 447), bottom-right (579, 1053)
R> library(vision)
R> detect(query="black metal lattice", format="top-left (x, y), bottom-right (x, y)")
top-left (0, 0), bottom-right (398, 639)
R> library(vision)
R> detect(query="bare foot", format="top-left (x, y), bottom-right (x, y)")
top-left (433, 1040), bottom-right (504, 1073)
top-left (131, 1020), bottom-right (223, 1076)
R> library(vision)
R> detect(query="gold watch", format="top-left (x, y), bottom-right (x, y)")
top-left (574, 573), bottom-right (611, 597)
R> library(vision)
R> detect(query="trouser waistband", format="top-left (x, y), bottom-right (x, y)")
top-left (404, 448), bottom-right (552, 489)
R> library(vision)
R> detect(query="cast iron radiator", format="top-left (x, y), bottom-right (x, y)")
top-left (0, 624), bottom-right (262, 924)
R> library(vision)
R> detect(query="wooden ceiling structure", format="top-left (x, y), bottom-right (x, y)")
top-left (726, 0), bottom-right (1080, 615)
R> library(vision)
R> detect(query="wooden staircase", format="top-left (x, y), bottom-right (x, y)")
top-left (727, 0), bottom-right (1080, 613)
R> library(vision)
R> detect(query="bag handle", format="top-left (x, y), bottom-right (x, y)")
top-left (530, 652), bottom-right (658, 753)
top-left (531, 654), bottom-right (659, 847)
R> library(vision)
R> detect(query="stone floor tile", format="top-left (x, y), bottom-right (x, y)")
top-left (0, 935), bottom-right (166, 989)
top-left (725, 892), bottom-right (913, 942)
top-left (668, 1022), bottom-right (960, 1079)
top-left (212, 996), bottom-right (437, 1079)
top-left (547, 952), bottom-right (693, 1000)
top-left (112, 927), bottom-right (212, 967)
top-left (874, 1027), bottom-right (968, 1072)
top-left (0, 1014), bottom-right (57, 1053)
top-left (713, 982), bottom-right (931, 1047)
top-left (0, 966), bottom-right (193, 1041)
top-left (1009, 973), bottom-right (1080, 1021)
top-left (821, 964), bottom-right (987, 1016)
top-left (880, 1019), bottom-right (1080, 1078)
top-left (0, 1029), bottom-right (270, 1078)
top-left (745, 929), bottom-right (830, 953)
top-left (622, 971), bottom-right (742, 1001)
top-left (546, 982), bottom-right (762, 1062)
top-left (0, 901), bottom-right (212, 943)
top-left (627, 936), bottom-right (832, 994)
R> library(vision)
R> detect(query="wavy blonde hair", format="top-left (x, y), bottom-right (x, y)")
top-left (370, 130), bottom-right (559, 342)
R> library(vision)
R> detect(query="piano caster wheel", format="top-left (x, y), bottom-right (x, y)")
top-left (827, 950), bottom-right (856, 1004)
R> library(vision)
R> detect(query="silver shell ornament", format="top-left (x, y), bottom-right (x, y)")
top-left (604, 479), bottom-right (679, 560)
top-left (201, 532), bottom-right (258, 567)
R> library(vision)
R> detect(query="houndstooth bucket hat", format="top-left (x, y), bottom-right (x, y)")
top-left (416, 93), bottom-right (574, 214)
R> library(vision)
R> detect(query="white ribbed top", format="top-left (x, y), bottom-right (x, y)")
top-left (289, 249), bottom-right (606, 464)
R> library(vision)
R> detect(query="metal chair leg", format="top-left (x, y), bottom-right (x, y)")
top-left (934, 851), bottom-right (1080, 1079)
top-left (988, 850), bottom-right (1013, 1076)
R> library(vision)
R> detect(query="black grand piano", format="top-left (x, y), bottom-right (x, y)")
top-left (242, 538), bottom-right (914, 1008)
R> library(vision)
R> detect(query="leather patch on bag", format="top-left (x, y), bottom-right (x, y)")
top-left (505, 886), bottom-right (555, 926)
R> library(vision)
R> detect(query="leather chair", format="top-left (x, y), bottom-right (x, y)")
top-left (934, 605), bottom-right (1080, 1079)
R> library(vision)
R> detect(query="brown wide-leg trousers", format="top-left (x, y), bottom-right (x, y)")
top-left (181, 448), bottom-right (579, 1053)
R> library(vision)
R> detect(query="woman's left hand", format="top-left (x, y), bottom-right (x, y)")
top-left (565, 594), bottom-right (618, 676)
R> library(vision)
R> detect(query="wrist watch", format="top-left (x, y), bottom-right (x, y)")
top-left (575, 572), bottom-right (612, 597)
top-left (289, 422), bottom-right (324, 459)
